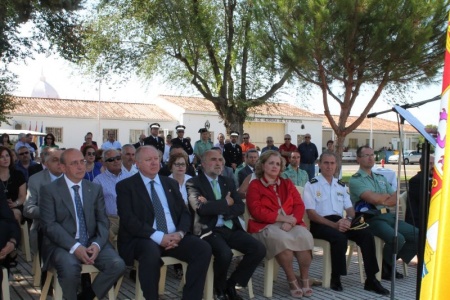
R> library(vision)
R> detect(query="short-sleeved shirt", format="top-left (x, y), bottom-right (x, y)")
top-left (303, 174), bottom-right (352, 217)
top-left (281, 165), bottom-right (309, 187)
top-left (101, 140), bottom-right (122, 150)
top-left (194, 140), bottom-right (213, 158)
top-left (348, 168), bottom-right (394, 208)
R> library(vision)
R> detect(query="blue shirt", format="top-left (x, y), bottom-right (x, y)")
top-left (101, 140), bottom-right (122, 150)
top-left (139, 173), bottom-right (176, 245)
top-left (298, 142), bottom-right (318, 164)
top-left (93, 169), bottom-right (132, 216)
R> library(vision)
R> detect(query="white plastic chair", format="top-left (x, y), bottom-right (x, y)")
top-left (2, 267), bottom-right (9, 300)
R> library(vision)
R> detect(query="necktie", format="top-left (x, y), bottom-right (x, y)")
top-left (211, 179), bottom-right (233, 229)
top-left (150, 180), bottom-right (168, 233)
top-left (72, 185), bottom-right (89, 246)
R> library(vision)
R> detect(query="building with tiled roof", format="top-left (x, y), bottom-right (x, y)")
top-left (157, 95), bottom-right (323, 148)
top-left (1, 95), bottom-right (421, 152)
top-left (322, 114), bottom-right (421, 152)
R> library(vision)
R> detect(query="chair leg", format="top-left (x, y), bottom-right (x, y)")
top-left (2, 267), bottom-right (10, 300)
top-left (322, 243), bottom-right (331, 288)
top-left (403, 261), bottom-right (409, 277)
top-left (203, 259), bottom-right (214, 300)
top-left (158, 265), bottom-right (168, 295)
top-left (374, 237), bottom-right (384, 281)
top-left (247, 277), bottom-right (254, 299)
top-left (135, 265), bottom-right (144, 300)
top-left (357, 246), bottom-right (365, 283)
top-left (263, 258), bottom-right (275, 297)
top-left (114, 274), bottom-right (124, 298)
top-left (53, 271), bottom-right (63, 300)
top-left (32, 253), bottom-right (41, 287)
top-left (20, 223), bottom-right (32, 262)
top-left (39, 271), bottom-right (53, 300)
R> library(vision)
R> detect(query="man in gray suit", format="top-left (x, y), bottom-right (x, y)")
top-left (40, 149), bottom-right (125, 300)
top-left (24, 148), bottom-right (63, 255)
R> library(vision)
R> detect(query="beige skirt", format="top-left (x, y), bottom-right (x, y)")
top-left (252, 222), bottom-right (314, 259)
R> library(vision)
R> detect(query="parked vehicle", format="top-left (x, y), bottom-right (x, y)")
top-left (388, 150), bottom-right (421, 165)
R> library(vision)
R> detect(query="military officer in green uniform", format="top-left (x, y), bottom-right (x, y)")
top-left (171, 125), bottom-right (194, 155)
top-left (349, 146), bottom-right (418, 281)
top-left (193, 128), bottom-right (213, 166)
top-left (281, 150), bottom-right (309, 187)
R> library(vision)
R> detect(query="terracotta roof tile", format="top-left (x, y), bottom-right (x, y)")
top-left (322, 115), bottom-right (417, 133)
top-left (10, 96), bottom-right (174, 121)
top-left (160, 95), bottom-right (320, 118)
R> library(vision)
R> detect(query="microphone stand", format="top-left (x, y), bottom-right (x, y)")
top-left (367, 96), bottom-right (438, 300)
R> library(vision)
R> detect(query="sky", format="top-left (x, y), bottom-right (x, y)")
top-left (8, 52), bottom-right (443, 128)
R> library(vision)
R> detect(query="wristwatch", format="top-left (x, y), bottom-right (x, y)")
top-left (15, 200), bottom-right (19, 207)
top-left (346, 217), bottom-right (353, 221)
top-left (178, 231), bottom-right (185, 239)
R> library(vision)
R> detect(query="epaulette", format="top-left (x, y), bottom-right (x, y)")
top-left (352, 173), bottom-right (361, 177)
top-left (337, 179), bottom-right (345, 187)
top-left (310, 178), bottom-right (318, 184)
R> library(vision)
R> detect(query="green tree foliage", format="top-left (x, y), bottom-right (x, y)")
top-left (257, 0), bottom-right (448, 164)
top-left (80, 0), bottom-right (292, 135)
top-left (0, 0), bottom-right (85, 124)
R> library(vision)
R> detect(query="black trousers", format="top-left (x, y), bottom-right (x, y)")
top-left (310, 215), bottom-right (379, 278)
top-left (134, 235), bottom-right (211, 300)
top-left (203, 227), bottom-right (266, 292)
top-left (0, 220), bottom-right (14, 299)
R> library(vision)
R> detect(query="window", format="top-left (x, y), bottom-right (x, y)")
top-left (130, 129), bottom-right (145, 143)
top-left (45, 127), bottom-right (63, 142)
top-left (348, 138), bottom-right (358, 149)
top-left (103, 129), bottom-right (118, 142)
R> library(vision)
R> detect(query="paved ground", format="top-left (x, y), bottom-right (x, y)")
top-left (6, 247), bottom-right (419, 299)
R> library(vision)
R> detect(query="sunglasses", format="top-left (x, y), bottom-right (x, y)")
top-left (105, 156), bottom-right (122, 163)
top-left (86, 152), bottom-right (96, 156)
top-left (284, 138), bottom-right (291, 140)
top-left (46, 137), bottom-right (53, 140)
top-left (19, 152), bottom-right (30, 156)
top-left (305, 136), bottom-right (311, 139)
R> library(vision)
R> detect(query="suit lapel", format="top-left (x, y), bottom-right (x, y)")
top-left (218, 176), bottom-right (229, 198)
top-left (57, 177), bottom-right (77, 222)
top-left (81, 180), bottom-right (94, 227)
top-left (199, 174), bottom-right (216, 201)
top-left (133, 174), bottom-right (154, 214)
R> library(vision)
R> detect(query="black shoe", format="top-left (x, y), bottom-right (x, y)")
top-left (215, 290), bottom-right (228, 300)
top-left (226, 285), bottom-right (243, 300)
top-left (330, 276), bottom-right (343, 291)
top-left (364, 278), bottom-right (390, 295)
top-left (382, 263), bottom-right (404, 280)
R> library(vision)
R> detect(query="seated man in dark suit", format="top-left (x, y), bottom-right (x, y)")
top-left (237, 149), bottom-right (258, 187)
top-left (116, 146), bottom-right (211, 300)
top-left (187, 150), bottom-right (266, 300)
top-left (40, 149), bottom-right (126, 300)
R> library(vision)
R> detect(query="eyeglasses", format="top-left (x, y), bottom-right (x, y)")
top-left (86, 152), bottom-right (96, 156)
top-left (358, 154), bottom-right (375, 158)
top-left (173, 163), bottom-right (186, 167)
top-left (19, 152), bottom-right (29, 156)
top-left (105, 156), bottom-right (122, 163)
top-left (284, 138), bottom-right (291, 140)
top-left (68, 160), bottom-right (87, 166)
